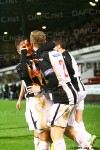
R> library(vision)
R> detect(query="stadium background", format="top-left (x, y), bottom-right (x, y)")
top-left (0, 0), bottom-right (100, 149)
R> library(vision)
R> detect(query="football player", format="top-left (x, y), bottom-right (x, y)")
top-left (15, 37), bottom-right (53, 150)
top-left (53, 38), bottom-right (96, 146)
top-left (27, 30), bottom-right (93, 150)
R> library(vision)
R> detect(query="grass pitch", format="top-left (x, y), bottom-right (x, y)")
top-left (0, 99), bottom-right (100, 150)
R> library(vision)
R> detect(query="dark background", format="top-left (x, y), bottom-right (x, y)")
top-left (0, 0), bottom-right (100, 68)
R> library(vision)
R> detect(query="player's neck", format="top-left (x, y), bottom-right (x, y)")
top-left (33, 47), bottom-right (38, 51)
top-left (59, 48), bottom-right (65, 53)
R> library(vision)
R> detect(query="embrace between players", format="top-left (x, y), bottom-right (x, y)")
top-left (15, 30), bottom-right (96, 150)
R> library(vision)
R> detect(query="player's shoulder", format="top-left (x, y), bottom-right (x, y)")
top-left (49, 50), bottom-right (61, 57)
top-left (63, 50), bottom-right (70, 57)
top-left (39, 51), bottom-right (50, 62)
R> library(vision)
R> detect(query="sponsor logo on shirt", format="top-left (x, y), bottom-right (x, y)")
top-left (52, 53), bottom-right (60, 57)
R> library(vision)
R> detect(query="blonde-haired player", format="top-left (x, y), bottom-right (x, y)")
top-left (27, 30), bottom-right (94, 150)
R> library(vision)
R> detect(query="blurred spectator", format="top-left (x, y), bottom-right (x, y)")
top-left (0, 17), bottom-right (100, 68)
top-left (0, 83), bottom-right (21, 100)
top-left (66, 17), bottom-right (100, 51)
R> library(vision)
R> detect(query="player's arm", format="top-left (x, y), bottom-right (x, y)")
top-left (27, 59), bottom-right (58, 94)
top-left (16, 48), bottom-right (33, 86)
top-left (20, 48), bottom-right (31, 79)
top-left (16, 82), bottom-right (25, 111)
top-left (37, 41), bottom-right (55, 53)
top-left (39, 60), bottom-right (58, 91)
top-left (32, 41), bottom-right (55, 59)
top-left (16, 49), bottom-right (29, 79)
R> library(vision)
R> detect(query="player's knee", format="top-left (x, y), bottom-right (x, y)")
top-left (39, 129), bottom-right (50, 141)
top-left (51, 126), bottom-right (64, 142)
top-left (34, 130), bottom-right (39, 138)
top-left (65, 125), bottom-right (76, 141)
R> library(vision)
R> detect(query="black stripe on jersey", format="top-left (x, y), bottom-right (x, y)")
top-left (51, 104), bottom-right (60, 126)
top-left (63, 51), bottom-right (85, 92)
top-left (62, 51), bottom-right (75, 75)
top-left (79, 77), bottom-right (85, 91)
top-left (71, 76), bottom-right (80, 92)
top-left (29, 109), bottom-right (37, 129)
top-left (67, 83), bottom-right (77, 104)
top-left (51, 86), bottom-right (69, 104)
top-left (62, 51), bottom-right (80, 92)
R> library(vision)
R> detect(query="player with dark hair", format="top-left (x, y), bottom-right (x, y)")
top-left (53, 38), bottom-right (96, 148)
top-left (15, 38), bottom-right (54, 150)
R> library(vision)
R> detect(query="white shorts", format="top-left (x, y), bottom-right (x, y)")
top-left (25, 93), bottom-right (52, 132)
top-left (67, 104), bottom-right (76, 127)
top-left (48, 103), bottom-right (75, 128)
top-left (76, 91), bottom-right (87, 110)
top-left (67, 91), bottom-right (87, 127)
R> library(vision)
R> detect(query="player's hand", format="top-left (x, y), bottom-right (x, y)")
top-left (16, 100), bottom-right (21, 111)
top-left (20, 48), bottom-right (28, 55)
top-left (20, 40), bottom-right (33, 56)
top-left (32, 59), bottom-right (39, 63)
top-left (27, 85), bottom-right (40, 94)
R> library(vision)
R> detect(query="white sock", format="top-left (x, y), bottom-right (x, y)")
top-left (75, 132), bottom-right (93, 149)
top-left (53, 139), bottom-right (66, 150)
top-left (49, 142), bottom-right (52, 150)
top-left (78, 121), bottom-right (85, 128)
top-left (74, 121), bottom-right (91, 141)
top-left (79, 121), bottom-right (91, 140)
top-left (34, 137), bottom-right (39, 150)
top-left (37, 141), bottom-right (50, 150)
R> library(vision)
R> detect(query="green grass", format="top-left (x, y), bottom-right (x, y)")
top-left (0, 100), bottom-right (100, 150)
